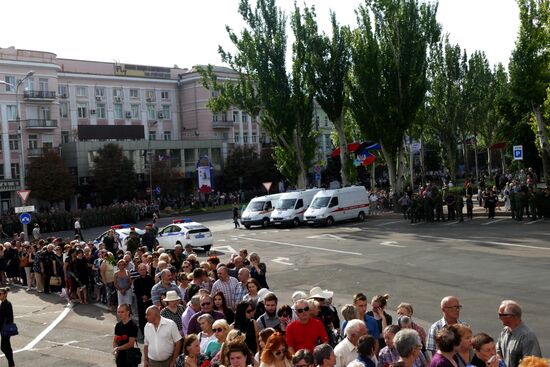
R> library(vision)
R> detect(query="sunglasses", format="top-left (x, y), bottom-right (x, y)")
top-left (499, 313), bottom-right (514, 318)
top-left (213, 328), bottom-right (224, 333)
top-left (296, 306), bottom-right (310, 314)
top-left (274, 349), bottom-right (287, 356)
top-left (201, 302), bottom-right (211, 307)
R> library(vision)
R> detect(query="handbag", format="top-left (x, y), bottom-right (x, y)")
top-left (125, 343), bottom-right (142, 365)
top-left (1, 323), bottom-right (18, 337)
top-left (49, 276), bottom-right (62, 286)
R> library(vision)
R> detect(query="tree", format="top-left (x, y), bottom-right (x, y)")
top-left (91, 143), bottom-right (137, 204)
top-left (200, 0), bottom-right (317, 188)
top-left (302, 9), bottom-right (353, 185)
top-left (425, 38), bottom-right (466, 180)
top-left (26, 149), bottom-right (73, 205)
top-left (509, 0), bottom-right (550, 184)
top-left (222, 146), bottom-right (282, 191)
top-left (349, 0), bottom-right (440, 194)
top-left (151, 160), bottom-right (177, 197)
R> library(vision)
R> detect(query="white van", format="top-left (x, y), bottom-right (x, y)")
top-left (241, 194), bottom-right (282, 229)
top-left (304, 186), bottom-right (369, 225)
top-left (270, 188), bottom-right (322, 226)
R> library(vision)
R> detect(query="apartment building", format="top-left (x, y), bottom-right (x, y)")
top-left (0, 46), bottom-right (334, 210)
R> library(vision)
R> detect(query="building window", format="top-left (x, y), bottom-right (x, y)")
top-left (76, 86), bottom-right (88, 97)
top-left (149, 131), bottom-right (156, 141)
top-left (24, 78), bottom-right (34, 91)
top-left (233, 111), bottom-right (240, 122)
top-left (29, 134), bottom-right (38, 149)
top-left (242, 112), bottom-right (248, 123)
top-left (129, 89), bottom-right (139, 99)
top-left (95, 87), bottom-right (105, 97)
top-left (252, 133), bottom-right (257, 143)
top-left (324, 115), bottom-right (329, 127)
top-left (243, 133), bottom-right (248, 144)
top-left (40, 106), bottom-right (51, 120)
top-left (77, 103), bottom-right (88, 118)
top-left (97, 103), bottom-right (106, 119)
top-left (39, 78), bottom-right (49, 92)
top-left (11, 164), bottom-right (19, 179)
top-left (114, 103), bottom-right (123, 119)
top-left (58, 85), bottom-right (68, 98)
top-left (59, 103), bottom-right (68, 118)
top-left (161, 91), bottom-right (169, 100)
top-left (164, 131), bottom-right (171, 141)
top-left (9, 135), bottom-right (19, 150)
top-left (162, 105), bottom-right (170, 119)
top-left (145, 90), bottom-right (155, 101)
top-left (61, 131), bottom-right (70, 144)
top-left (113, 88), bottom-right (123, 99)
top-left (212, 113), bottom-right (219, 122)
top-left (325, 134), bottom-right (332, 148)
top-left (6, 105), bottom-right (17, 121)
top-left (234, 134), bottom-right (239, 143)
top-left (4, 76), bottom-right (15, 92)
top-left (0, 165), bottom-right (4, 180)
top-left (130, 104), bottom-right (140, 119)
top-left (147, 105), bottom-right (155, 120)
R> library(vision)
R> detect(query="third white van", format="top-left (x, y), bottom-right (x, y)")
top-left (304, 186), bottom-right (369, 225)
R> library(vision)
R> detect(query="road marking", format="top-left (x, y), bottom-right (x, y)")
top-left (442, 221), bottom-right (460, 226)
top-left (380, 241), bottom-right (406, 248)
top-left (15, 310), bottom-right (62, 319)
top-left (217, 239), bottom-right (226, 242)
top-left (271, 257), bottom-right (293, 266)
top-left (525, 219), bottom-right (542, 225)
top-left (481, 218), bottom-right (507, 226)
top-left (16, 302), bottom-right (73, 353)
top-left (306, 234), bottom-right (346, 241)
top-left (409, 222), bottom-right (424, 226)
top-left (212, 245), bottom-right (237, 254)
top-left (340, 227), bottom-right (363, 232)
top-left (235, 236), bottom-right (363, 256)
top-left (417, 234), bottom-right (550, 251)
top-left (375, 220), bottom-right (402, 227)
top-left (282, 229), bottom-right (291, 232)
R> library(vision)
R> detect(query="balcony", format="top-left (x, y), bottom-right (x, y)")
top-left (23, 90), bottom-right (57, 101)
top-left (27, 148), bottom-right (44, 157)
top-left (26, 119), bottom-right (58, 129)
top-left (212, 120), bottom-right (234, 129)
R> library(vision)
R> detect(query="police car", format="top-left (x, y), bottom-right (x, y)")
top-left (156, 219), bottom-right (213, 252)
top-left (93, 224), bottom-right (145, 252)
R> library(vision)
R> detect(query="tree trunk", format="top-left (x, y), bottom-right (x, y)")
top-left (381, 144), bottom-right (399, 195)
top-left (420, 137), bottom-right (426, 186)
top-left (334, 113), bottom-right (349, 186)
top-left (463, 141), bottom-right (469, 176)
top-left (370, 160), bottom-right (376, 189)
top-left (474, 140), bottom-right (480, 183)
top-left (445, 142), bottom-right (457, 181)
top-left (533, 105), bottom-right (550, 185)
top-left (487, 147), bottom-right (493, 181)
top-left (293, 131), bottom-right (307, 189)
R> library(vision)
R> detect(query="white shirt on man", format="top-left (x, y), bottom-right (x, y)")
top-left (144, 316), bottom-right (182, 362)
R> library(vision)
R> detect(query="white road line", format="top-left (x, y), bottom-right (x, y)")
top-left (442, 221), bottom-right (460, 226)
top-left (18, 302), bottom-right (73, 353)
top-left (417, 234), bottom-right (550, 251)
top-left (235, 236), bottom-right (363, 256)
top-left (525, 219), bottom-right (543, 225)
top-left (380, 241), bottom-right (406, 248)
top-left (481, 218), bottom-right (507, 226)
top-left (375, 220), bottom-right (403, 227)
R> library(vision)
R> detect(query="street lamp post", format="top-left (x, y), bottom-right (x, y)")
top-left (1, 70), bottom-right (34, 239)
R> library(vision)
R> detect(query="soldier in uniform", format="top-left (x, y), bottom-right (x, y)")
top-left (528, 186), bottom-right (537, 220)
top-left (514, 188), bottom-right (525, 221)
top-left (433, 186), bottom-right (444, 222)
top-left (509, 189), bottom-right (517, 220)
top-left (455, 192), bottom-right (464, 222)
top-left (445, 192), bottom-right (456, 221)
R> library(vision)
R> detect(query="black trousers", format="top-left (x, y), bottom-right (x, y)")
top-left (1, 335), bottom-right (14, 367)
top-left (136, 299), bottom-right (152, 335)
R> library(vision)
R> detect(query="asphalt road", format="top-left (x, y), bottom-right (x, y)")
top-left (4, 212), bottom-right (549, 366)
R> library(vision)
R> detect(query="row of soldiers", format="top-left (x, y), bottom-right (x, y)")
top-left (507, 185), bottom-right (550, 221)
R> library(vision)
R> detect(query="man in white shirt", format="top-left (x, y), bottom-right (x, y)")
top-left (334, 319), bottom-right (367, 367)
top-left (144, 306), bottom-right (182, 367)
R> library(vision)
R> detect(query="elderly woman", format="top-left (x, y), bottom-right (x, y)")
top-left (205, 319), bottom-right (230, 359)
top-left (160, 290), bottom-right (185, 336)
top-left (176, 334), bottom-right (208, 367)
top-left (430, 325), bottom-right (461, 367)
top-left (391, 329), bottom-right (424, 367)
top-left (396, 303), bottom-right (427, 350)
top-left (249, 252), bottom-right (269, 289)
top-left (470, 333), bottom-right (503, 367)
top-left (260, 332), bottom-right (292, 367)
top-left (198, 313), bottom-right (217, 353)
top-left (379, 325), bottom-right (428, 367)
top-left (454, 325), bottom-right (474, 367)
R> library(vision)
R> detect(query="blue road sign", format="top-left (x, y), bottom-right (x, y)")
top-left (19, 212), bottom-right (31, 225)
top-left (155, 186), bottom-right (161, 195)
top-left (513, 145), bottom-right (523, 160)
top-left (315, 173), bottom-right (321, 181)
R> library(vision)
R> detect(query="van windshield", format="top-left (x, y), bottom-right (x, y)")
top-left (276, 199), bottom-right (296, 210)
top-left (311, 196), bottom-right (330, 209)
top-left (247, 201), bottom-right (265, 211)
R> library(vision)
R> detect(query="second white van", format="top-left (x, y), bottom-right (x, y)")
top-left (270, 188), bottom-right (321, 226)
top-left (241, 194), bottom-right (282, 229)
top-left (304, 186), bottom-right (369, 225)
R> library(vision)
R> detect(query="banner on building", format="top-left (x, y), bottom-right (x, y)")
top-left (196, 156), bottom-right (213, 193)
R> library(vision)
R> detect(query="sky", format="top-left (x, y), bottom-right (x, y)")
top-left (0, 0), bottom-right (520, 69)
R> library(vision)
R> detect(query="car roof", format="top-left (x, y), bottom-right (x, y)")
top-left (169, 222), bottom-right (209, 230)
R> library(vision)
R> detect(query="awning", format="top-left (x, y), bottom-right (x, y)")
top-left (490, 142), bottom-right (506, 150)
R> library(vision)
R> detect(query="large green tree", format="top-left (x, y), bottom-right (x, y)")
top-left (223, 146), bottom-right (282, 191)
top-left (200, 0), bottom-right (317, 188)
top-left (92, 143), bottom-right (137, 204)
top-left (349, 0), bottom-right (440, 193)
top-left (425, 38), bottom-right (466, 180)
top-left (26, 149), bottom-right (73, 205)
top-left (509, 0), bottom-right (550, 184)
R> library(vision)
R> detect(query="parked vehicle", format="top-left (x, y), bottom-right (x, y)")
top-left (304, 186), bottom-right (369, 226)
top-left (241, 194), bottom-right (282, 229)
top-left (270, 188), bottom-right (321, 226)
